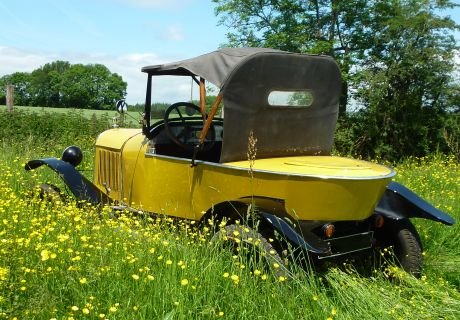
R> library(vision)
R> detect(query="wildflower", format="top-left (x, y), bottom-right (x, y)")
top-left (230, 274), bottom-right (239, 284)
top-left (166, 260), bottom-right (172, 265)
top-left (40, 249), bottom-right (51, 261)
top-left (82, 308), bottom-right (90, 314)
top-left (109, 306), bottom-right (117, 313)
top-left (132, 274), bottom-right (140, 280)
top-left (223, 272), bottom-right (229, 278)
top-left (332, 308), bottom-right (337, 315)
top-left (57, 234), bottom-right (70, 242)
top-left (0, 267), bottom-right (9, 280)
top-left (71, 306), bottom-right (79, 311)
top-left (180, 278), bottom-right (189, 286)
top-left (79, 278), bottom-right (87, 284)
top-left (278, 276), bottom-right (286, 282)
top-left (253, 269), bottom-right (261, 276)
top-left (147, 275), bottom-right (155, 281)
top-left (218, 311), bottom-right (224, 316)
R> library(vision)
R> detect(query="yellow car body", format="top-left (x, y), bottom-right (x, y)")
top-left (95, 128), bottom-right (394, 222)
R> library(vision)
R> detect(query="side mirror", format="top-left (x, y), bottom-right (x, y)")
top-left (116, 99), bottom-right (128, 114)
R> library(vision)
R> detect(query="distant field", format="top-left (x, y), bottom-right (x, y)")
top-left (0, 105), bottom-right (143, 127)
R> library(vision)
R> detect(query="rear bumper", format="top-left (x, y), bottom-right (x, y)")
top-left (259, 212), bottom-right (375, 258)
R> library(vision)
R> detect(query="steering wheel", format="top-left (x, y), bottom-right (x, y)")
top-left (163, 102), bottom-right (215, 151)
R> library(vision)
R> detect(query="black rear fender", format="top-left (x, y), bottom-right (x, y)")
top-left (201, 199), bottom-right (330, 255)
top-left (376, 182), bottom-right (455, 225)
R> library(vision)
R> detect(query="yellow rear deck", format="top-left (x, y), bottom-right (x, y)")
top-left (226, 156), bottom-right (394, 179)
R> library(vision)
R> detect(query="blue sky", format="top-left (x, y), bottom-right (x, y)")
top-left (0, 0), bottom-right (459, 104)
top-left (0, 0), bottom-right (228, 103)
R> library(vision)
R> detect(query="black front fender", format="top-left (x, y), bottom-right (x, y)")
top-left (25, 158), bottom-right (109, 205)
top-left (376, 182), bottom-right (455, 225)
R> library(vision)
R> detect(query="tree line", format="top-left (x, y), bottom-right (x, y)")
top-left (0, 61), bottom-right (126, 109)
top-left (213, 0), bottom-right (459, 160)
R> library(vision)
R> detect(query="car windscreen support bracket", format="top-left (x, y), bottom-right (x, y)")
top-left (190, 93), bottom-right (223, 167)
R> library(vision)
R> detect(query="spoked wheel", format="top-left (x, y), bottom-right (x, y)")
top-left (375, 219), bottom-right (423, 277)
top-left (212, 224), bottom-right (288, 278)
top-left (37, 183), bottom-right (65, 203)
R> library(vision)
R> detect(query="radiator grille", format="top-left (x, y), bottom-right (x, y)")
top-left (96, 149), bottom-right (121, 192)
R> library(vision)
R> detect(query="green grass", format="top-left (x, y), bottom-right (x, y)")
top-left (0, 105), bottom-right (143, 128)
top-left (0, 112), bottom-right (459, 319)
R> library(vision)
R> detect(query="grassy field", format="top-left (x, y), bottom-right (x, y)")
top-left (0, 105), bottom-right (143, 128)
top-left (0, 111), bottom-right (459, 319)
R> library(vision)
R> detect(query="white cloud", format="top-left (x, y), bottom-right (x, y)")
top-left (162, 25), bottom-right (184, 42)
top-left (0, 46), bottom-right (198, 104)
top-left (0, 47), bottom-right (57, 75)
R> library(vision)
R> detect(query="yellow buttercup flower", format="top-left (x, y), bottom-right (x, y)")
top-left (40, 249), bottom-right (50, 261)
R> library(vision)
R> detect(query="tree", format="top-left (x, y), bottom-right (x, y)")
top-left (1, 62), bottom-right (127, 109)
top-left (30, 61), bottom-right (70, 107)
top-left (213, 0), bottom-right (459, 160)
top-left (59, 63), bottom-right (127, 109)
top-left (0, 72), bottom-right (32, 106)
top-left (213, 0), bottom-right (375, 115)
top-left (349, 0), bottom-right (459, 159)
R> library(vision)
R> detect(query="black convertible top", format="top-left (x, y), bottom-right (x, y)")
top-left (143, 48), bottom-right (342, 163)
top-left (142, 47), bottom-right (283, 90)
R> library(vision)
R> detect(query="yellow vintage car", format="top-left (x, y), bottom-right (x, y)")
top-left (25, 48), bottom-right (454, 276)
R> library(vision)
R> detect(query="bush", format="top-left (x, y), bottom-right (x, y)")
top-left (334, 112), bottom-right (459, 162)
top-left (0, 109), bottom-right (111, 149)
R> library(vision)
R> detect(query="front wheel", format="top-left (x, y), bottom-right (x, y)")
top-left (212, 224), bottom-right (288, 278)
top-left (37, 183), bottom-right (65, 202)
top-left (375, 219), bottom-right (423, 277)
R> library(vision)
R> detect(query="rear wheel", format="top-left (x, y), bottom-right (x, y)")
top-left (375, 219), bottom-right (423, 277)
top-left (212, 224), bottom-right (288, 278)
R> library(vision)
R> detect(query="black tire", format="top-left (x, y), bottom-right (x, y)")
top-left (375, 219), bottom-right (423, 277)
top-left (38, 183), bottom-right (64, 202)
top-left (212, 224), bottom-right (288, 278)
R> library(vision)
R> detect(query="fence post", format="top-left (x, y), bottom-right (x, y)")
top-left (6, 84), bottom-right (14, 112)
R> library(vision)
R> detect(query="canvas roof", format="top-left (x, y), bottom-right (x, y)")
top-left (142, 47), bottom-right (342, 163)
top-left (141, 47), bottom-right (283, 90)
